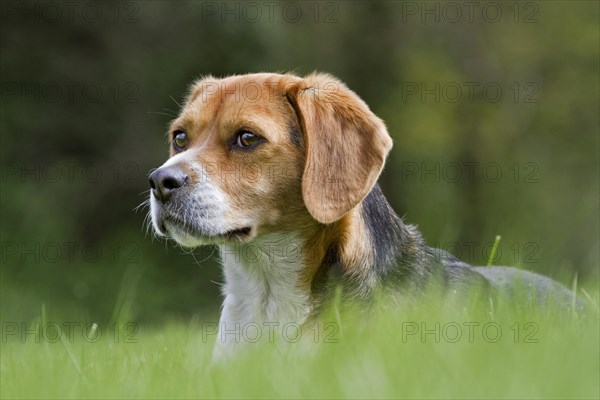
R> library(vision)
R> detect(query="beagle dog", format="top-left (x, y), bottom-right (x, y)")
top-left (148, 72), bottom-right (579, 357)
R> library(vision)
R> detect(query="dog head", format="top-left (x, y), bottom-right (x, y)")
top-left (148, 72), bottom-right (392, 247)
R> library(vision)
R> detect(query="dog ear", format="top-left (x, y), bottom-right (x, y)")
top-left (286, 73), bottom-right (393, 224)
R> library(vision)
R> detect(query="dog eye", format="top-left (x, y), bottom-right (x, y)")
top-left (173, 131), bottom-right (187, 151)
top-left (236, 131), bottom-right (260, 148)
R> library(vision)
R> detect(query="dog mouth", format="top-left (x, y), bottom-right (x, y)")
top-left (225, 226), bottom-right (252, 239)
top-left (158, 214), bottom-right (252, 244)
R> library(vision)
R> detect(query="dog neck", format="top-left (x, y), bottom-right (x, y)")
top-left (217, 184), bottom-right (424, 327)
top-left (218, 231), bottom-right (311, 327)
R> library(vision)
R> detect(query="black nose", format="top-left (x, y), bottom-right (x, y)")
top-left (148, 166), bottom-right (188, 203)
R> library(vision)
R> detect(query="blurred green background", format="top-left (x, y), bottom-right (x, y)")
top-left (1, 1), bottom-right (598, 326)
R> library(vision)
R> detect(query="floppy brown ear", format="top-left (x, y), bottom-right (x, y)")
top-left (287, 73), bottom-right (393, 224)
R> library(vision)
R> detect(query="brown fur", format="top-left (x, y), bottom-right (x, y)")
top-left (287, 73), bottom-right (393, 224)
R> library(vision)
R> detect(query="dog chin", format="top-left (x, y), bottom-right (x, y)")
top-left (162, 220), bottom-right (255, 247)
top-left (162, 221), bottom-right (207, 247)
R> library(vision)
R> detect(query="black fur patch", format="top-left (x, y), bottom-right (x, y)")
top-left (361, 184), bottom-right (407, 274)
top-left (289, 125), bottom-right (302, 147)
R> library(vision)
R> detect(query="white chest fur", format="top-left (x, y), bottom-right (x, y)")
top-left (214, 233), bottom-right (311, 358)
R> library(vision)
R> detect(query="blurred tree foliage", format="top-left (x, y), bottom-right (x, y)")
top-left (1, 1), bottom-right (598, 324)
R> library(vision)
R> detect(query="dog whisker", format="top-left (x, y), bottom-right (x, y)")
top-left (169, 95), bottom-right (182, 109)
top-left (147, 111), bottom-right (176, 118)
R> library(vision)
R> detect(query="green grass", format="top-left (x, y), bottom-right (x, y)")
top-left (2, 288), bottom-right (599, 400)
